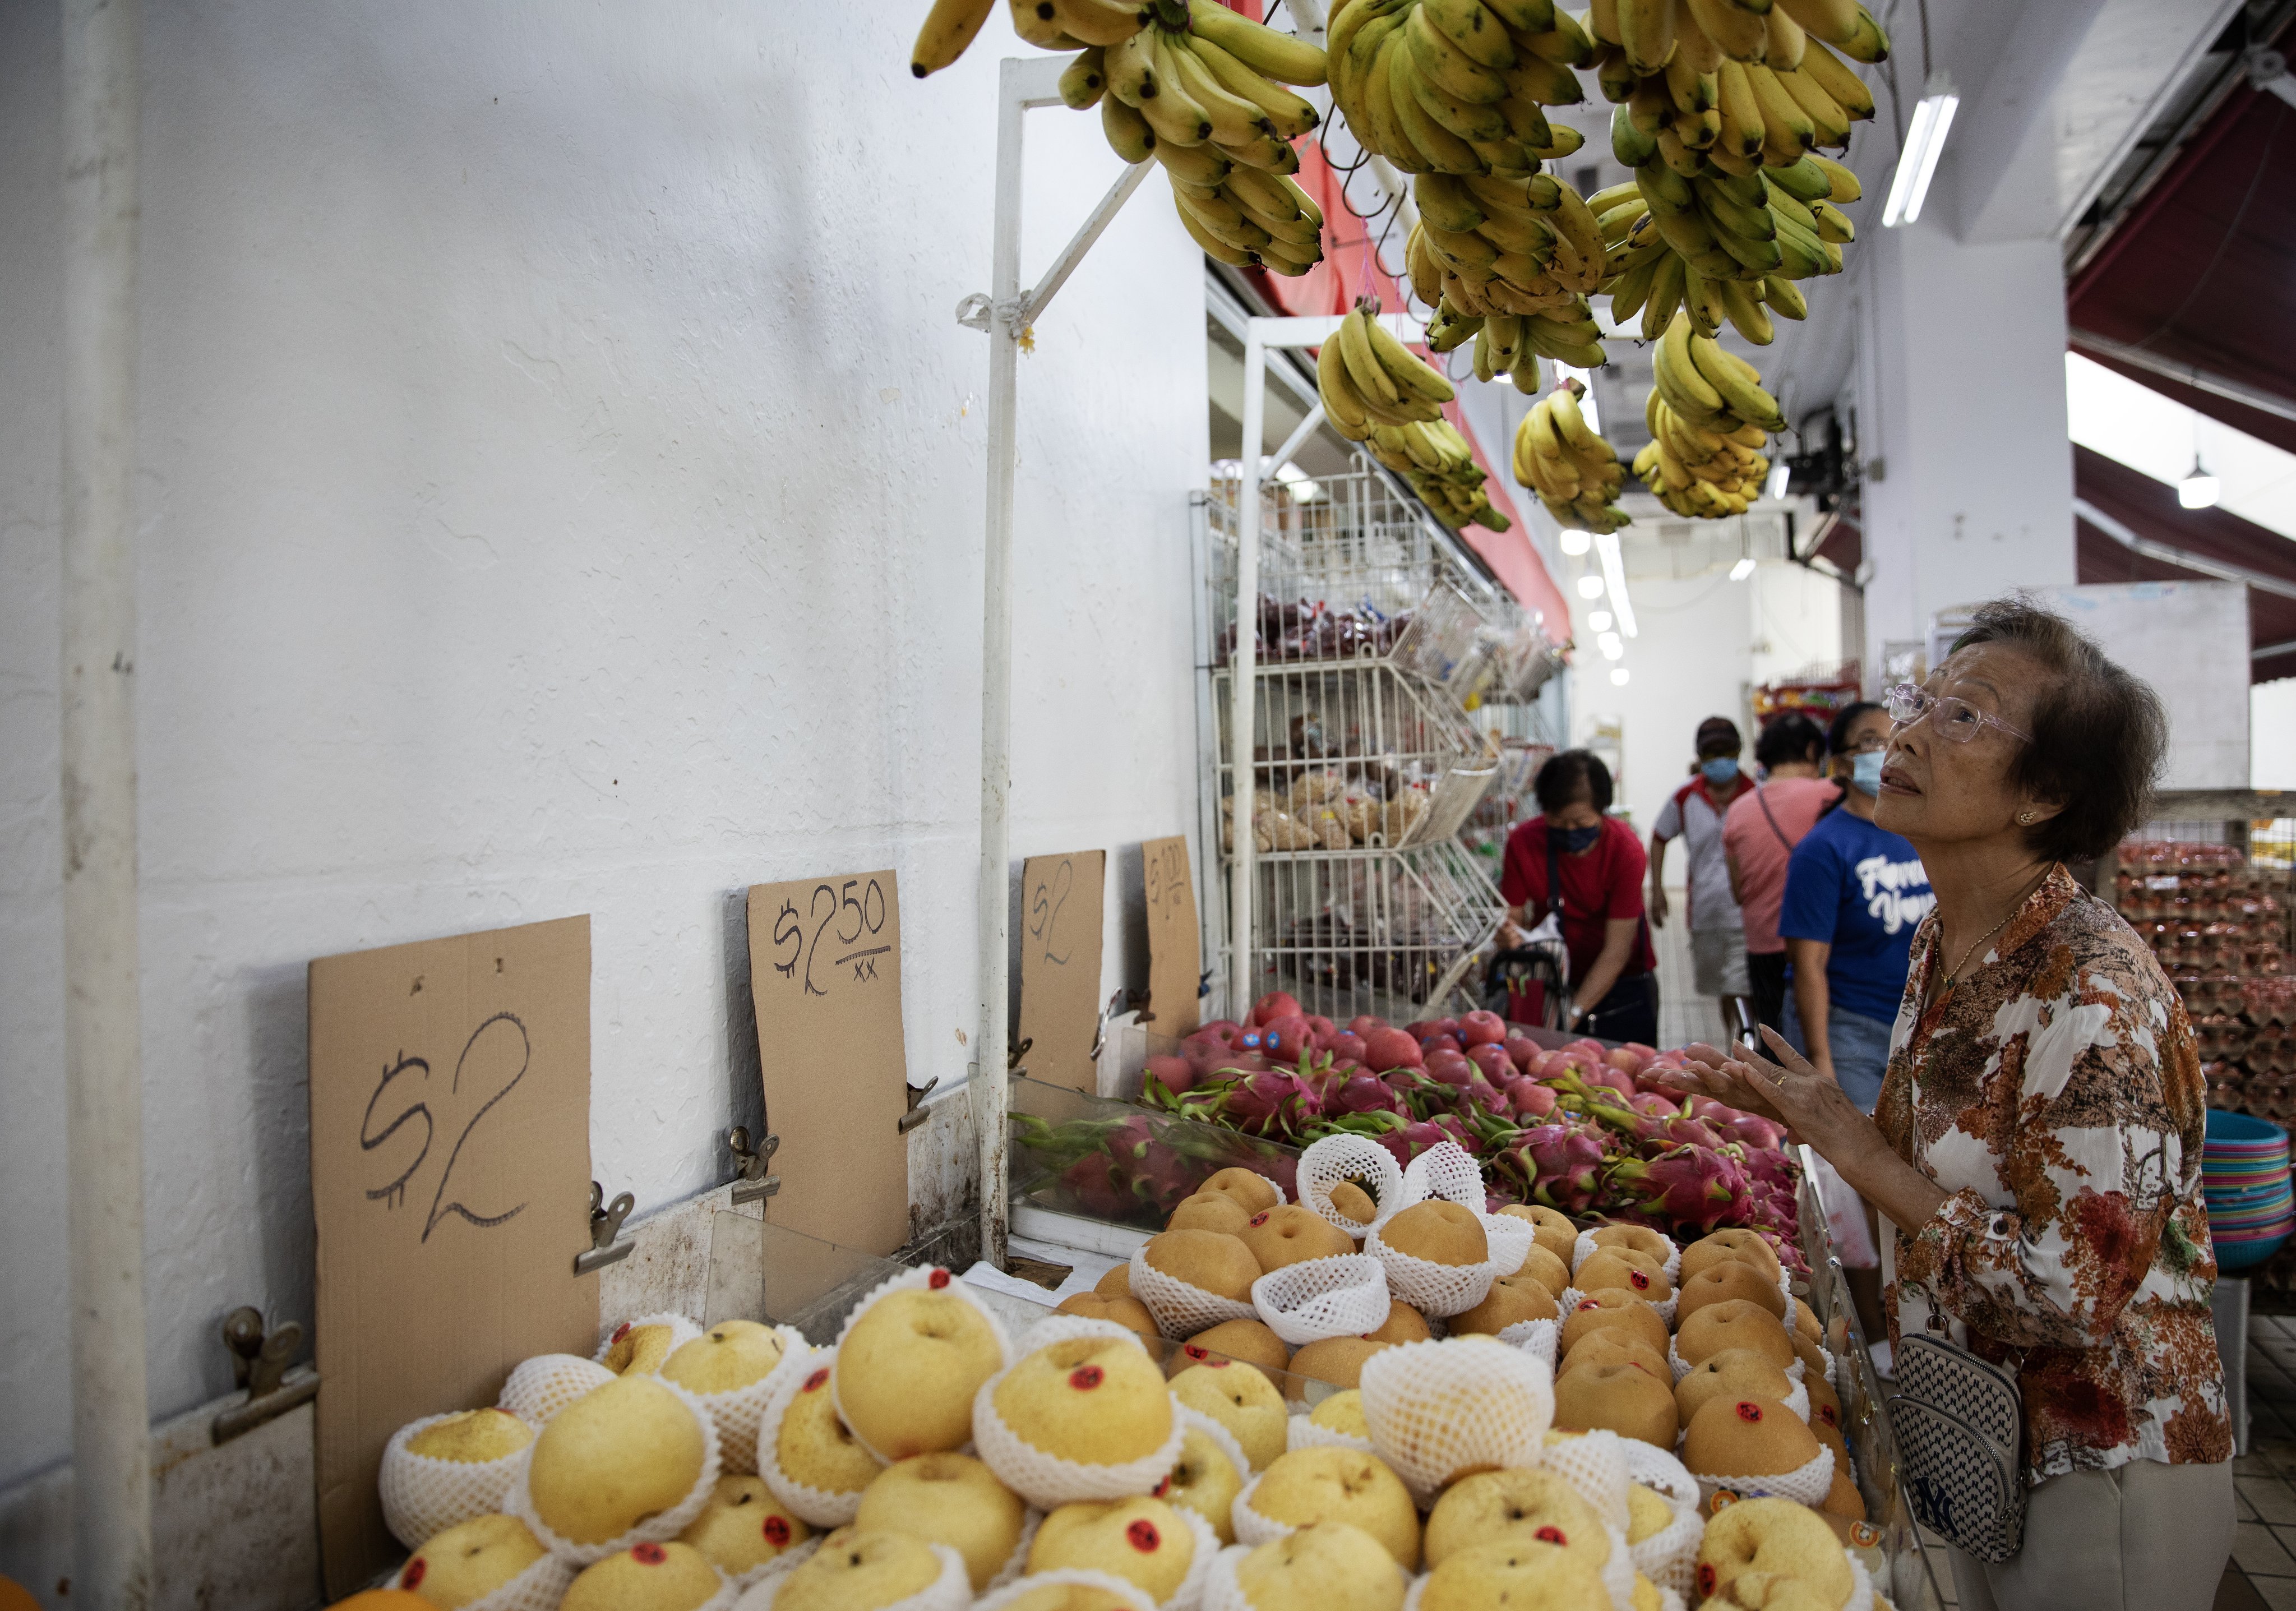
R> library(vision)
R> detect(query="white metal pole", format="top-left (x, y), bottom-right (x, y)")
top-left (1228, 327), bottom-right (1267, 1017)
top-left (61, 0), bottom-right (151, 1603)
top-left (975, 61), bottom-right (1029, 1271)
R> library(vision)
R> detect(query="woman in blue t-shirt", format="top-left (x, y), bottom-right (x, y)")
top-left (1778, 700), bottom-right (1934, 1113)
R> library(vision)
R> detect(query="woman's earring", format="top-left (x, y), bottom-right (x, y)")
top-left (2017, 810), bottom-right (2038, 824)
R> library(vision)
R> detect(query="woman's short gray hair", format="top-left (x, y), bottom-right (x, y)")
top-left (1948, 596), bottom-right (2168, 862)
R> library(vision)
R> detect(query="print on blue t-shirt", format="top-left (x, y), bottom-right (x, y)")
top-left (1777, 808), bottom-right (1934, 1023)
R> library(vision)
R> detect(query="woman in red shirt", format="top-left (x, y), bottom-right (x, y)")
top-left (1499, 749), bottom-right (1659, 1043)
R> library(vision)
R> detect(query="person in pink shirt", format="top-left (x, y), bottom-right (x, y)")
top-left (1722, 711), bottom-right (1837, 1035)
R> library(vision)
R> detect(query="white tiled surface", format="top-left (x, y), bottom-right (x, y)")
top-left (1653, 886), bottom-right (1729, 1050)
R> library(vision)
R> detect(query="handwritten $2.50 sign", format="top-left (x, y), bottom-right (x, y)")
top-left (307, 915), bottom-right (596, 1598)
top-left (746, 871), bottom-right (911, 1255)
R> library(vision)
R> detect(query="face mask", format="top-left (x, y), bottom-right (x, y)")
top-left (1851, 751), bottom-right (1884, 795)
top-left (1700, 758), bottom-right (1740, 787)
top-left (1550, 823), bottom-right (1602, 853)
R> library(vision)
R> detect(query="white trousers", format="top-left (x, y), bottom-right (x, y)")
top-left (1946, 1457), bottom-right (2235, 1611)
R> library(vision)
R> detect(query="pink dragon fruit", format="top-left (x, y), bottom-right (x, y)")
top-left (1333, 1072), bottom-right (1409, 1118)
top-left (1725, 1113), bottom-right (1789, 1150)
top-left (1374, 1119), bottom-right (1455, 1170)
top-left (1060, 1153), bottom-right (1134, 1221)
top-left (1610, 1144), bottom-right (1747, 1234)
top-left (1520, 1121), bottom-right (1609, 1213)
top-left (1626, 1091), bottom-right (1680, 1119)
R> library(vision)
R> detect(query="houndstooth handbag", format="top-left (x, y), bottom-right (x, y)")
top-left (1890, 1333), bottom-right (2028, 1563)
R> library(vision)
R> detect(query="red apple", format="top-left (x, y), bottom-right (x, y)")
top-left (1422, 1034), bottom-right (1463, 1058)
top-left (1403, 1020), bottom-right (1436, 1040)
top-left (1505, 1077), bottom-right (1558, 1118)
top-left (1144, 1055), bottom-right (1196, 1097)
top-left (1425, 1054), bottom-right (1473, 1088)
top-left (1606, 1046), bottom-right (1641, 1074)
top-left (1504, 1036), bottom-right (1540, 1074)
top-left (1331, 1032), bottom-right (1367, 1064)
top-left (1362, 1027), bottom-right (1422, 1071)
top-left (1458, 1010), bottom-right (1508, 1047)
top-left (1467, 1043), bottom-right (1513, 1083)
top-left (1307, 1015), bottom-right (1336, 1040)
top-left (1262, 1015), bottom-right (1311, 1060)
top-left (1348, 1015), bottom-right (1387, 1037)
top-left (1253, 992), bottom-right (1303, 1027)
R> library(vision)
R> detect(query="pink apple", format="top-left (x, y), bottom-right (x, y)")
top-left (1363, 1027), bottom-right (1423, 1071)
top-left (1458, 1010), bottom-right (1508, 1047)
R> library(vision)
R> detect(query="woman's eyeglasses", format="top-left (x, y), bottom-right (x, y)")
top-left (1883, 682), bottom-right (2031, 745)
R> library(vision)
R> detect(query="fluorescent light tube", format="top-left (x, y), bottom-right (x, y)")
top-left (1883, 76), bottom-right (1958, 227)
top-left (1729, 557), bottom-right (1757, 581)
top-left (1559, 528), bottom-right (1592, 556)
top-left (1595, 531), bottom-right (1637, 636)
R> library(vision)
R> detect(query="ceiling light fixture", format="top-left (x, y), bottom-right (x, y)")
top-left (1729, 556), bottom-right (1757, 581)
top-left (1765, 460), bottom-right (1791, 501)
top-left (1588, 610), bottom-right (1614, 632)
top-left (1610, 667), bottom-right (1631, 686)
top-left (1577, 573), bottom-right (1606, 599)
top-left (1559, 528), bottom-right (1592, 557)
top-left (1594, 531), bottom-right (1637, 636)
top-left (1598, 632), bottom-right (1624, 660)
top-left (1883, 73), bottom-right (1958, 228)
top-left (2179, 456), bottom-right (2220, 510)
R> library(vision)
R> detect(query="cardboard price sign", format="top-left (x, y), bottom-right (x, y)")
top-left (746, 872), bottom-right (910, 1256)
top-left (1018, 850), bottom-right (1107, 1093)
top-left (1142, 834), bottom-right (1201, 1040)
top-left (307, 916), bottom-right (596, 1596)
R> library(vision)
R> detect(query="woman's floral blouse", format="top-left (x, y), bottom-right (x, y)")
top-left (1875, 864), bottom-right (2232, 1482)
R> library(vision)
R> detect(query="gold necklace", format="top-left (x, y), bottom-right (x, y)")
top-left (1941, 866), bottom-right (2052, 989)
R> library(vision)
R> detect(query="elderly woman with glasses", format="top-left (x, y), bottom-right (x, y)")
top-left (1665, 598), bottom-right (2232, 1611)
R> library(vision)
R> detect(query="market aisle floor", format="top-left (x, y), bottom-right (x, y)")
top-left (1915, 1312), bottom-right (2296, 1609)
top-left (1654, 887), bottom-right (1727, 1050)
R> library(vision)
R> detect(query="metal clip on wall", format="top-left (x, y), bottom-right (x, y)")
top-left (210, 1307), bottom-right (320, 1445)
top-left (728, 1126), bottom-right (782, 1204)
top-left (576, 1181), bottom-right (636, 1275)
top-left (897, 1078), bottom-right (941, 1134)
top-left (1007, 1036), bottom-right (1032, 1081)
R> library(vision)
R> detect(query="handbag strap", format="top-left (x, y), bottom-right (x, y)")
top-left (1756, 784), bottom-right (1799, 852)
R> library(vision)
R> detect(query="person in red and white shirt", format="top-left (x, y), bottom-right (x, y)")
top-left (1650, 716), bottom-right (1755, 1023)
top-left (1499, 749), bottom-right (1659, 1043)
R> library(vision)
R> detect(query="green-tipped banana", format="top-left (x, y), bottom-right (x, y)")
top-left (1103, 94), bottom-right (1157, 162)
top-left (1189, 0), bottom-right (1330, 85)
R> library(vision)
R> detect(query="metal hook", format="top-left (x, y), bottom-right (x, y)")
top-left (212, 1307), bottom-right (320, 1444)
top-left (728, 1126), bottom-right (782, 1205)
top-left (897, 1077), bottom-right (942, 1134)
top-left (576, 1180), bottom-right (637, 1275)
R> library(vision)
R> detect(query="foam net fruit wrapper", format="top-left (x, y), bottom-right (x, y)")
top-left (976, 1569), bottom-right (1157, 1611)
top-left (1202, 1541), bottom-right (1411, 1611)
top-left (377, 1410), bottom-right (533, 1550)
top-left (1496, 1318), bottom-right (1559, 1372)
top-left (970, 1319), bottom-right (1188, 1510)
top-left (1399, 1532), bottom-right (1638, 1611)
top-left (830, 1264), bottom-right (1015, 1464)
top-left (1539, 1426), bottom-right (1633, 1531)
top-left (1154, 1504), bottom-right (1222, 1611)
top-left (1296, 1134), bottom-right (1407, 1235)
top-left (691, 1324), bottom-right (810, 1478)
top-left (594, 1311), bottom-right (704, 1369)
top-left (1479, 1211), bottom-right (1538, 1276)
top-left (1283, 1411), bottom-right (1375, 1458)
top-left (987, 1512), bottom-right (1045, 1592)
top-left (1619, 1442), bottom-right (1703, 1601)
top-left (395, 1546), bottom-right (574, 1611)
top-left (1131, 1245), bottom-right (1260, 1339)
top-left (754, 1344), bottom-right (880, 1528)
top-left (505, 1374), bottom-right (724, 1565)
top-left (1227, 1470), bottom-right (1291, 1549)
top-left (741, 1540), bottom-right (972, 1611)
top-left (1669, 1337), bottom-right (1808, 1387)
top-left (1563, 1284), bottom-right (1678, 1331)
top-left (729, 1535), bottom-right (820, 1596)
top-left (1401, 1141), bottom-right (1484, 1210)
top-left (1365, 1223), bottom-right (1500, 1318)
top-left (1175, 1403), bottom-right (1257, 1501)
top-left (1690, 1442), bottom-right (1836, 1508)
top-left (1360, 1337), bottom-right (1554, 1502)
top-left (497, 1353), bottom-right (615, 1428)
top-left (1251, 1254), bottom-right (1389, 1345)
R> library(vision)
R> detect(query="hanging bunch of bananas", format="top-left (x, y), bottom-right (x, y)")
top-left (1402, 169), bottom-right (1611, 383)
top-left (1328, 0), bottom-right (1596, 179)
top-left (1634, 311), bottom-right (1778, 516)
top-left (913, 1), bottom-right (1332, 276)
top-left (1315, 304), bottom-right (1507, 531)
top-left (1513, 378), bottom-right (1629, 533)
top-left (1595, 151), bottom-right (1859, 341)
top-left (1373, 418), bottom-right (1513, 530)
top-left (1577, 0), bottom-right (1878, 343)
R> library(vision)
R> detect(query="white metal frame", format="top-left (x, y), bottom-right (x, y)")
top-left (1225, 314), bottom-right (1427, 1012)
top-left (969, 58), bottom-right (1153, 1270)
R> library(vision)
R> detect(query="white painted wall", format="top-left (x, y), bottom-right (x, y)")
top-left (0, 1), bottom-right (1209, 1487)
top-left (1856, 223), bottom-right (2077, 673)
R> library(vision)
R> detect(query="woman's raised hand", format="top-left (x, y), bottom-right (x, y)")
top-left (1657, 1042), bottom-right (1790, 1128)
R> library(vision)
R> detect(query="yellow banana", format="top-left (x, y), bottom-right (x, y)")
top-left (1408, 4), bottom-right (1512, 102)
top-left (1338, 308), bottom-right (1403, 409)
top-left (1745, 64), bottom-right (1814, 150)
top-left (1422, 0), bottom-right (1519, 70)
top-left (1674, 1), bottom-right (1725, 73)
top-left (1616, 0), bottom-right (1676, 75)
top-left (1411, 62), bottom-right (1517, 142)
top-left (1366, 311), bottom-right (1459, 403)
top-left (1106, 29), bottom-right (1158, 104)
top-left (1102, 93), bottom-right (1157, 161)
top-left (1812, 153), bottom-right (1861, 201)
top-left (1690, 333), bottom-right (1785, 429)
top-left (1156, 136), bottom-right (1230, 186)
top-left (1166, 36), bottom-right (1277, 145)
top-left (1716, 276), bottom-right (1775, 343)
top-left (1763, 6), bottom-right (1807, 70)
top-left (1760, 274), bottom-right (1808, 319)
top-left (1061, 48), bottom-right (1108, 108)
top-left (1833, 6), bottom-right (1889, 61)
top-left (1775, 0), bottom-right (1859, 44)
top-left (1175, 197), bottom-right (1255, 265)
top-left (1715, 59), bottom-right (1764, 155)
top-left (1812, 199), bottom-right (1855, 243)
top-left (1190, 36), bottom-right (1322, 136)
top-left (1795, 38), bottom-right (1874, 118)
top-left (1680, 260), bottom-right (1725, 336)
top-left (912, 0), bottom-right (996, 77)
top-left (1046, 0), bottom-right (1148, 48)
top-left (1139, 31), bottom-right (1217, 145)
top-left (1657, 312), bottom-right (1726, 417)
top-left (1188, 0), bottom-right (1330, 85)
top-left (1683, 0), bottom-right (1768, 61)
top-left (1641, 250), bottom-right (1687, 339)
top-left (1318, 336), bottom-right (1375, 438)
top-left (1390, 38), bottom-right (1487, 170)
top-left (1010, 0), bottom-right (1085, 50)
top-left (1775, 65), bottom-right (1850, 145)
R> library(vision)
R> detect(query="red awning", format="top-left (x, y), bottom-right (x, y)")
top-left (2068, 19), bottom-right (2296, 433)
top-left (2073, 444), bottom-right (2296, 680)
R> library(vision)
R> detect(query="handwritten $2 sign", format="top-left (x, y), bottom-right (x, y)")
top-left (1018, 850), bottom-right (1107, 1094)
top-left (745, 872), bottom-right (910, 1255)
top-left (307, 915), bottom-right (595, 1597)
